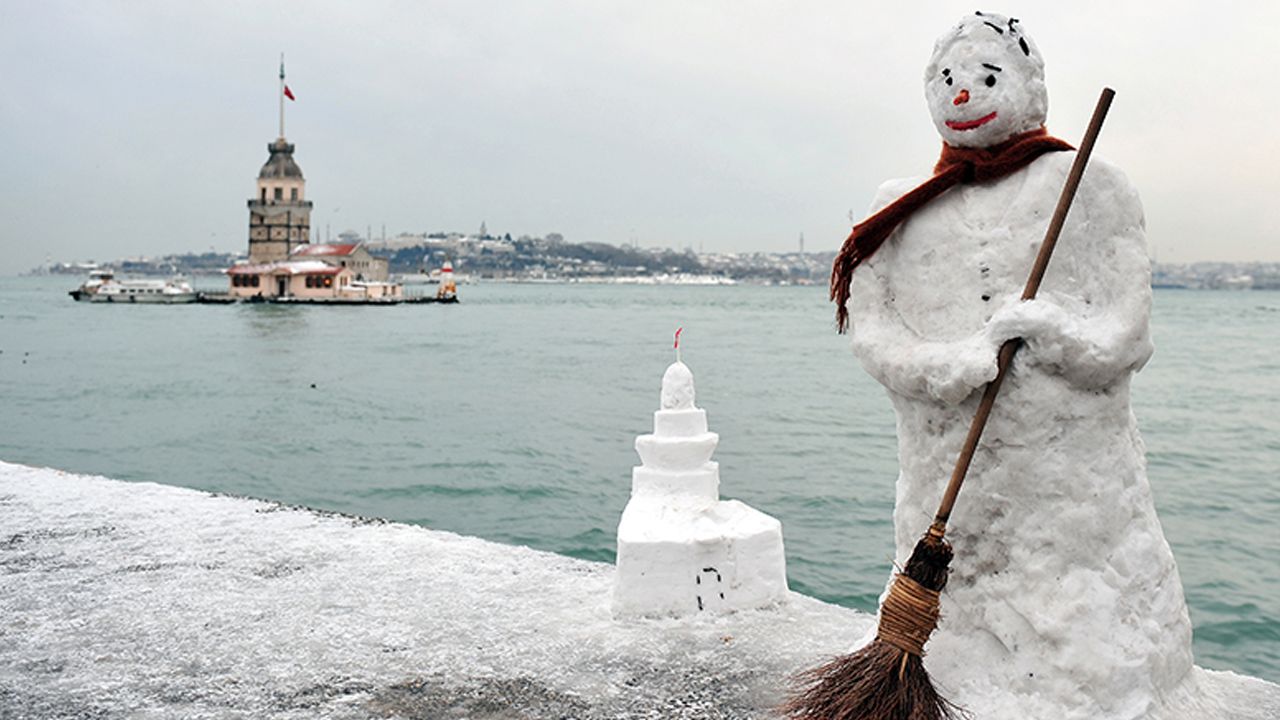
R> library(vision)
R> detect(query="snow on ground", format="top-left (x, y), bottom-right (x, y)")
top-left (1, 460), bottom-right (1276, 719)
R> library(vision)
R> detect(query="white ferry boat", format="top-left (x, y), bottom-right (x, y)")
top-left (69, 270), bottom-right (197, 304)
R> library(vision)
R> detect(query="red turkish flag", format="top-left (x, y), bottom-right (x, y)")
top-left (283, 85), bottom-right (296, 101)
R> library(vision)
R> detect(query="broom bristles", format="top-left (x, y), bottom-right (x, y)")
top-left (782, 642), bottom-right (959, 720)
top-left (782, 531), bottom-right (959, 720)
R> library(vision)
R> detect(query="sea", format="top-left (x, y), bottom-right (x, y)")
top-left (1, 276), bottom-right (1276, 683)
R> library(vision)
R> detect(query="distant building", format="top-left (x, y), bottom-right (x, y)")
top-left (292, 242), bottom-right (388, 281)
top-left (228, 260), bottom-right (350, 299)
top-left (226, 259), bottom-right (401, 301)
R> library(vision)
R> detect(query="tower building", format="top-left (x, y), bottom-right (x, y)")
top-left (224, 57), bottom-right (403, 303)
top-left (246, 57), bottom-right (311, 265)
top-left (247, 138), bottom-right (312, 264)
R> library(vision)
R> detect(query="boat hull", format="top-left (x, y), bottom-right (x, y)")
top-left (70, 290), bottom-right (198, 304)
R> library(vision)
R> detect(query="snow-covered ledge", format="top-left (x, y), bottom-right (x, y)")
top-left (1, 460), bottom-right (1276, 719)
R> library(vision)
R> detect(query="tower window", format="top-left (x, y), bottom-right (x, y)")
top-left (274, 187), bottom-right (283, 201)
top-left (260, 187), bottom-right (266, 201)
top-left (291, 188), bottom-right (298, 201)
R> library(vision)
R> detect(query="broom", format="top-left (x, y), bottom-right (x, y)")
top-left (784, 87), bottom-right (1116, 720)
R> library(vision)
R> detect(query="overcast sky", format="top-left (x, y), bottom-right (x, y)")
top-left (2, 1), bottom-right (1277, 275)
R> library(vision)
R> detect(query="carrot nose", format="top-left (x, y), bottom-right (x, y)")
top-left (953, 89), bottom-right (970, 106)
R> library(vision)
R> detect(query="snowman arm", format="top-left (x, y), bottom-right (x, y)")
top-left (844, 178), bottom-right (999, 404)
top-left (849, 259), bottom-right (998, 405)
top-left (986, 161), bottom-right (1154, 389)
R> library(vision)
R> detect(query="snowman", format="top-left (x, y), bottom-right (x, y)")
top-left (835, 13), bottom-right (1195, 719)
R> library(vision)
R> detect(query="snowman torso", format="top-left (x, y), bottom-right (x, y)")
top-left (880, 156), bottom-right (1069, 341)
top-left (846, 152), bottom-right (1195, 718)
top-left (828, 9), bottom-right (1208, 717)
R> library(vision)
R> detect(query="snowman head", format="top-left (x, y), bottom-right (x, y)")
top-left (924, 12), bottom-right (1048, 148)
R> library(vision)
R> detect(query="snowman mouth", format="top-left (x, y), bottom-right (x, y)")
top-left (946, 111), bottom-right (998, 131)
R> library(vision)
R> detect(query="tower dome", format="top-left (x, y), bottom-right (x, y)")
top-left (258, 139), bottom-right (305, 180)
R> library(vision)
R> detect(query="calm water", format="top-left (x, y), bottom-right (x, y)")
top-left (1, 276), bottom-right (1276, 682)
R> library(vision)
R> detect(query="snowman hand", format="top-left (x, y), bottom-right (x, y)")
top-left (924, 332), bottom-right (1000, 405)
top-left (985, 297), bottom-right (1081, 367)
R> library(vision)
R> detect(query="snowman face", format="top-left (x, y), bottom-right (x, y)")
top-left (924, 13), bottom-right (1048, 148)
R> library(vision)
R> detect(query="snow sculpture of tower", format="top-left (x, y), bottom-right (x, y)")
top-left (613, 361), bottom-right (788, 618)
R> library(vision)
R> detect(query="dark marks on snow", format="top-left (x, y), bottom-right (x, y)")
top-left (252, 559), bottom-right (304, 579)
top-left (244, 496), bottom-right (389, 526)
top-left (0, 685), bottom-right (111, 719)
top-left (120, 561), bottom-right (179, 573)
top-left (1, 525), bottom-right (116, 550)
top-left (367, 665), bottom-right (765, 719)
top-left (272, 676), bottom-right (375, 711)
top-left (367, 676), bottom-right (593, 719)
top-left (16, 658), bottom-right (66, 675)
top-left (2, 661), bottom-right (777, 718)
top-left (0, 527), bottom-right (114, 574)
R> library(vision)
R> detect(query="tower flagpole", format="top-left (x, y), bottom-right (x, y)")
top-left (278, 54), bottom-right (285, 139)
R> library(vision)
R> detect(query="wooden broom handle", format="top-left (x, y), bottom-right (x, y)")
top-left (930, 87), bottom-right (1116, 534)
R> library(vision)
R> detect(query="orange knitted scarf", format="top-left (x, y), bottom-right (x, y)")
top-left (830, 127), bottom-right (1073, 333)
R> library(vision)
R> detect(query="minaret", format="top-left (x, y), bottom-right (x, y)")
top-left (247, 58), bottom-right (312, 264)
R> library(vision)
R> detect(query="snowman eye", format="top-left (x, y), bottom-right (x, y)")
top-left (946, 77), bottom-right (953, 86)
top-left (985, 75), bottom-right (997, 87)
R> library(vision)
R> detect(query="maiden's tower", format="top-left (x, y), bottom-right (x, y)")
top-left (225, 59), bottom-right (398, 302)
top-left (247, 137), bottom-right (312, 265)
